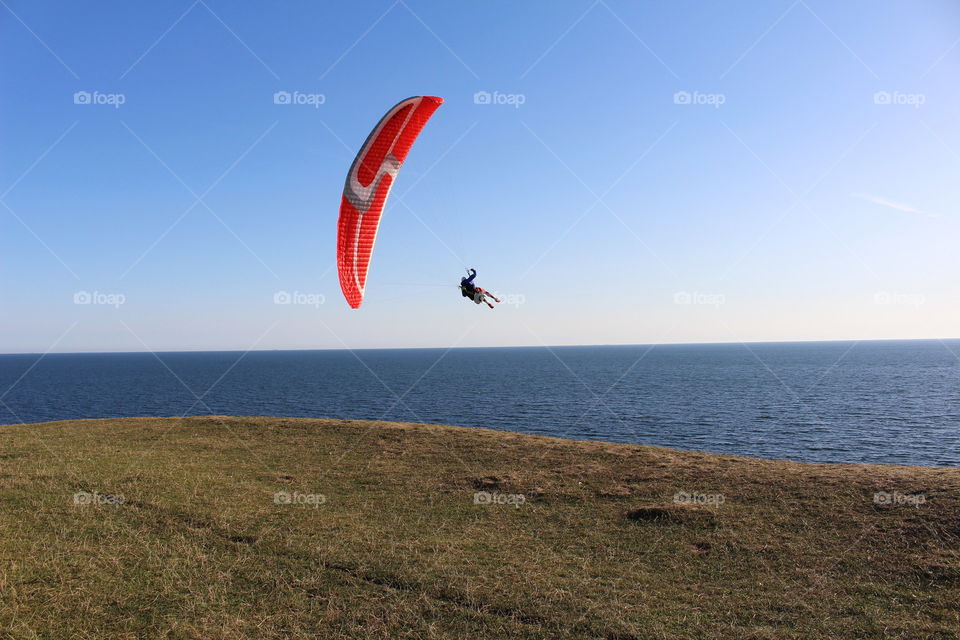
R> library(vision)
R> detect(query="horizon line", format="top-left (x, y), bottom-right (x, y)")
top-left (2, 336), bottom-right (959, 356)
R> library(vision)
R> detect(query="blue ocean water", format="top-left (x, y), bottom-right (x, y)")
top-left (0, 341), bottom-right (957, 466)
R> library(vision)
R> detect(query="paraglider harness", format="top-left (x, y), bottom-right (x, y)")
top-left (460, 268), bottom-right (479, 302)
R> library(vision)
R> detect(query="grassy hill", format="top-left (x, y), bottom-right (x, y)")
top-left (1, 416), bottom-right (958, 639)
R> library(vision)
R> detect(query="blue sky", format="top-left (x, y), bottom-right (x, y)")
top-left (1, 0), bottom-right (958, 352)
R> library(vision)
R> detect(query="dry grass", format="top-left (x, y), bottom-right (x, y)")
top-left (1, 416), bottom-right (958, 639)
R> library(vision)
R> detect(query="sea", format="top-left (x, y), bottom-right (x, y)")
top-left (1, 340), bottom-right (957, 467)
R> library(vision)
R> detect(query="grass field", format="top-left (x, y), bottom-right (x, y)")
top-left (1, 416), bottom-right (958, 639)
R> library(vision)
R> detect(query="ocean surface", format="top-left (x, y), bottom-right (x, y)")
top-left (1, 341), bottom-right (957, 466)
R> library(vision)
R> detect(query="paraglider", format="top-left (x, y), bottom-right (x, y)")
top-left (460, 268), bottom-right (501, 309)
top-left (337, 95), bottom-right (444, 308)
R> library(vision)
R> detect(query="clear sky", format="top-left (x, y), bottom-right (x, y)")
top-left (1, 0), bottom-right (958, 352)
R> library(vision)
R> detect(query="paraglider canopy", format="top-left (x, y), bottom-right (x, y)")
top-left (337, 95), bottom-right (444, 308)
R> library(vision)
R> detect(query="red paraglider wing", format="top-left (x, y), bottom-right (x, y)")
top-left (337, 96), bottom-right (444, 308)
